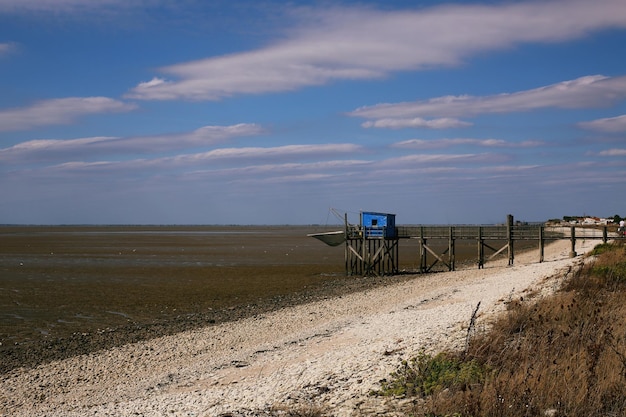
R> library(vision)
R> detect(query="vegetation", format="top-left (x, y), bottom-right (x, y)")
top-left (376, 350), bottom-right (488, 398)
top-left (375, 241), bottom-right (626, 417)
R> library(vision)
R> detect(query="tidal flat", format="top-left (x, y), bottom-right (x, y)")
top-left (0, 225), bottom-right (521, 372)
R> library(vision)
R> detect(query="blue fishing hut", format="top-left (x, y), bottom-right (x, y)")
top-left (361, 211), bottom-right (396, 238)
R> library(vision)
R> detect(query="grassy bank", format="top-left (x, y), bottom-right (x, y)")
top-left (376, 241), bottom-right (626, 416)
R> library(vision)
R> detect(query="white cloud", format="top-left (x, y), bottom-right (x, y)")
top-left (0, 42), bottom-right (16, 55)
top-left (0, 0), bottom-right (144, 14)
top-left (383, 153), bottom-right (510, 167)
top-left (1, 136), bottom-right (119, 158)
top-left (20, 143), bottom-right (364, 175)
top-left (362, 117), bottom-right (471, 129)
top-left (0, 124), bottom-right (265, 162)
top-left (168, 143), bottom-right (363, 165)
top-left (579, 114), bottom-right (626, 132)
top-left (393, 138), bottom-right (545, 149)
top-left (598, 148), bottom-right (626, 156)
top-left (126, 0), bottom-right (626, 101)
top-left (125, 124), bottom-right (266, 153)
top-left (184, 159), bottom-right (372, 181)
top-left (350, 75), bottom-right (626, 120)
top-left (137, 77), bottom-right (168, 88)
top-left (0, 97), bottom-right (137, 132)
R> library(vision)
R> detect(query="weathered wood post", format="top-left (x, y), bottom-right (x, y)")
top-left (539, 225), bottom-right (545, 263)
top-left (507, 214), bottom-right (514, 266)
top-left (362, 212), bottom-right (367, 274)
top-left (570, 226), bottom-right (577, 258)
top-left (392, 238), bottom-right (398, 275)
top-left (344, 213), bottom-right (349, 276)
top-left (477, 226), bottom-right (484, 269)
top-left (603, 226), bottom-right (608, 244)
top-left (367, 240), bottom-right (371, 274)
top-left (449, 226), bottom-right (455, 271)
top-left (420, 226), bottom-right (427, 273)
top-left (366, 237), bottom-right (371, 275)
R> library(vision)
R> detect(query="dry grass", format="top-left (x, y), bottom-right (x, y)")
top-left (378, 241), bottom-right (626, 417)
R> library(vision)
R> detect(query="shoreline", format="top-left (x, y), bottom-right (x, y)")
top-left (1, 238), bottom-right (598, 416)
top-left (0, 271), bottom-right (446, 374)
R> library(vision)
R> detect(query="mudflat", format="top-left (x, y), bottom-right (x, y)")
top-left (0, 225), bottom-right (529, 373)
top-left (1, 237), bottom-right (597, 417)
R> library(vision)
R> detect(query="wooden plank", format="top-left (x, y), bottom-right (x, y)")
top-left (488, 243), bottom-right (509, 260)
top-left (422, 243), bottom-right (450, 272)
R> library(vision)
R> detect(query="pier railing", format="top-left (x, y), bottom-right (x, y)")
top-left (344, 218), bottom-right (623, 276)
top-left (397, 224), bottom-right (617, 241)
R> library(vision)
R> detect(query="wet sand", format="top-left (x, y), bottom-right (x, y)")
top-left (0, 225), bottom-right (532, 373)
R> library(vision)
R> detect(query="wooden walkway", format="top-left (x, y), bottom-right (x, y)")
top-left (344, 215), bottom-right (622, 276)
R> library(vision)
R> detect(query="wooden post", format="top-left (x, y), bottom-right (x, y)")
top-left (507, 214), bottom-right (514, 266)
top-left (344, 213), bottom-right (349, 276)
top-left (362, 212), bottom-right (367, 274)
top-left (477, 226), bottom-right (484, 269)
top-left (356, 241), bottom-right (359, 275)
top-left (603, 226), bottom-right (608, 244)
top-left (376, 239), bottom-right (382, 276)
top-left (419, 227), bottom-right (426, 273)
top-left (449, 226), bottom-right (455, 271)
top-left (371, 235), bottom-right (375, 273)
top-left (385, 238), bottom-right (398, 275)
top-left (366, 238), bottom-right (370, 275)
top-left (395, 238), bottom-right (399, 273)
top-left (570, 226), bottom-right (577, 258)
top-left (539, 225), bottom-right (545, 263)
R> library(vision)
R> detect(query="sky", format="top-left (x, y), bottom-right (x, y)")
top-left (1, 0), bottom-right (626, 225)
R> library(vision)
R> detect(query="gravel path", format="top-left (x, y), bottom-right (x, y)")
top-left (0, 238), bottom-right (598, 417)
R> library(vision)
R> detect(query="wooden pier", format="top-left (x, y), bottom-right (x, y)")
top-left (342, 214), bottom-right (621, 276)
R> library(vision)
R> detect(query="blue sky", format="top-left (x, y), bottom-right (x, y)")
top-left (1, 0), bottom-right (625, 225)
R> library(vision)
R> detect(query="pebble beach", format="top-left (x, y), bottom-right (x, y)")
top-left (1, 238), bottom-right (598, 417)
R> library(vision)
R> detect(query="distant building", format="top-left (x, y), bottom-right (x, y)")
top-left (556, 216), bottom-right (613, 226)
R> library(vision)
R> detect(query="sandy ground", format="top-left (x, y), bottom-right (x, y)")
top-left (0, 238), bottom-right (600, 417)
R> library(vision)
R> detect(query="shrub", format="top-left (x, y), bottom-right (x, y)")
top-left (376, 350), bottom-right (488, 398)
top-left (376, 241), bottom-right (626, 416)
top-left (589, 242), bottom-right (615, 256)
top-left (573, 241), bottom-right (626, 289)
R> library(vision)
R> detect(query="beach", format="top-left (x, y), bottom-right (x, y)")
top-left (0, 237), bottom-right (599, 417)
top-left (1, 225), bottom-right (536, 373)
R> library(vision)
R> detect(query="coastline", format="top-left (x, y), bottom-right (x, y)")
top-left (1, 238), bottom-right (598, 417)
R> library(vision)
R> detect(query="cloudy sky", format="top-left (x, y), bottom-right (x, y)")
top-left (1, 0), bottom-right (625, 225)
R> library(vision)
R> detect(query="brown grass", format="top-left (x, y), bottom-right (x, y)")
top-left (380, 241), bottom-right (626, 417)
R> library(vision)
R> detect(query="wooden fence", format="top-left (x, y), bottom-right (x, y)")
top-left (344, 214), bottom-right (622, 276)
